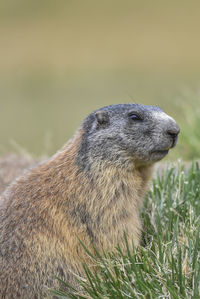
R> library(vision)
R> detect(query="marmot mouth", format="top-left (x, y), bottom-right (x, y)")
top-left (152, 149), bottom-right (169, 155)
top-left (150, 149), bottom-right (169, 158)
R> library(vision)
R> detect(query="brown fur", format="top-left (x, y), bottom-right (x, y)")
top-left (0, 129), bottom-right (153, 298)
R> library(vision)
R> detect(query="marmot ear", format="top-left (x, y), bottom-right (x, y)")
top-left (95, 111), bottom-right (110, 126)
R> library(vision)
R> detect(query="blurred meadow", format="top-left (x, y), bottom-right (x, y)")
top-left (1, 0), bottom-right (200, 159)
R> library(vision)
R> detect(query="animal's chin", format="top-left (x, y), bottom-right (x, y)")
top-left (133, 149), bottom-right (170, 166)
top-left (149, 149), bottom-right (169, 161)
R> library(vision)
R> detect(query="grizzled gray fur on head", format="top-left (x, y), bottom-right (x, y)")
top-left (77, 104), bottom-right (180, 171)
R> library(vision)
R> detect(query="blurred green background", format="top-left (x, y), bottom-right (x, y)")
top-left (0, 0), bottom-right (200, 159)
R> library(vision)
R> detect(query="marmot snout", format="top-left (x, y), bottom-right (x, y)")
top-left (0, 104), bottom-right (179, 298)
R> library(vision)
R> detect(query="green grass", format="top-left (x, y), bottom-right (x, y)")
top-left (51, 162), bottom-right (200, 298)
top-left (178, 100), bottom-right (200, 160)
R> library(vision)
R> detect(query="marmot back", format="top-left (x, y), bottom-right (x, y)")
top-left (0, 104), bottom-right (180, 298)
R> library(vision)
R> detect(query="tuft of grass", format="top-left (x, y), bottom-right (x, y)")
top-left (52, 162), bottom-right (200, 298)
top-left (175, 95), bottom-right (200, 160)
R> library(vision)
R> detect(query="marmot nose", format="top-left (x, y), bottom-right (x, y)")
top-left (167, 126), bottom-right (180, 139)
top-left (166, 124), bottom-right (180, 147)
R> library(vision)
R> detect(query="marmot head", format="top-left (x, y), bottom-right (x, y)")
top-left (78, 104), bottom-right (180, 170)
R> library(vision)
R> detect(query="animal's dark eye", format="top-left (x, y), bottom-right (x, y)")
top-left (128, 113), bottom-right (142, 121)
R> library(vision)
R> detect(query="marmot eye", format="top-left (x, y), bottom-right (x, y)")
top-left (128, 113), bottom-right (142, 121)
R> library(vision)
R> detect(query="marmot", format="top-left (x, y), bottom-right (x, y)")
top-left (0, 104), bottom-right (180, 298)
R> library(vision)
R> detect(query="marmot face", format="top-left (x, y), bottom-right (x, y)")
top-left (78, 104), bottom-right (180, 170)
